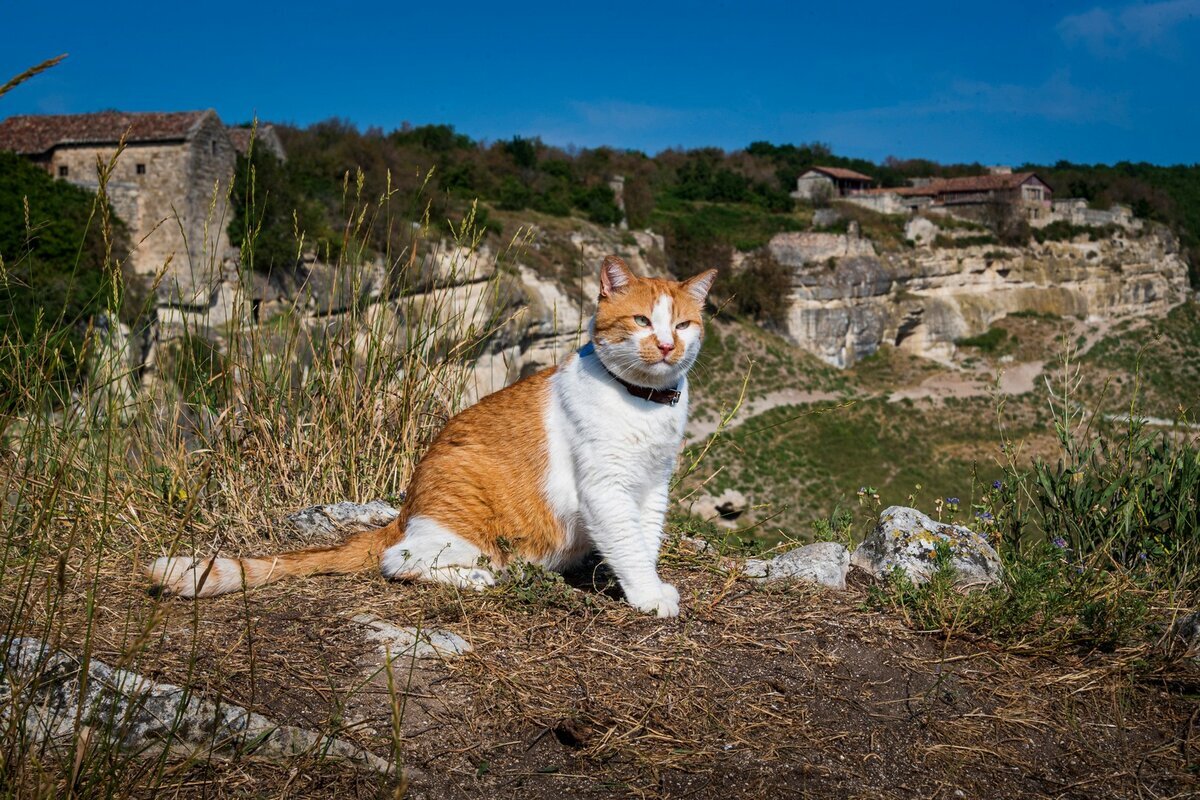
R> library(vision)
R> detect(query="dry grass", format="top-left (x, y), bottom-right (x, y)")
top-left (13, 529), bottom-right (1194, 799)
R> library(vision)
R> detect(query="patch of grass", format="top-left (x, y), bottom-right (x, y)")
top-left (651, 200), bottom-right (812, 263)
top-left (684, 395), bottom-right (1012, 544)
top-left (956, 327), bottom-right (1009, 353)
top-left (934, 233), bottom-right (998, 249)
top-left (1007, 308), bottom-right (1061, 320)
top-left (1082, 301), bottom-right (1200, 419)
top-left (1032, 220), bottom-right (1122, 243)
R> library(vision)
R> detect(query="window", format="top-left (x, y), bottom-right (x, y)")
top-left (58, 165), bottom-right (68, 177)
top-left (136, 163), bottom-right (146, 175)
top-left (211, 140), bottom-right (217, 156)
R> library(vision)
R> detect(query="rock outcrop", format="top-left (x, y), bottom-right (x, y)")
top-left (850, 506), bottom-right (1002, 588)
top-left (772, 221), bottom-right (1190, 367)
top-left (0, 636), bottom-right (393, 774)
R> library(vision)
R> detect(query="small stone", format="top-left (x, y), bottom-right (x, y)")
top-left (744, 542), bottom-right (850, 590)
top-left (352, 614), bottom-right (471, 661)
top-left (850, 506), bottom-right (1002, 588)
top-left (1171, 611), bottom-right (1200, 660)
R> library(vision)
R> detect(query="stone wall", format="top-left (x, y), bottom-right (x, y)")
top-left (181, 112), bottom-right (236, 299)
top-left (45, 111), bottom-right (236, 302)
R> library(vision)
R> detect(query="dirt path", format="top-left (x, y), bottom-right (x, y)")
top-left (688, 387), bottom-right (844, 440)
top-left (78, 543), bottom-right (1200, 800)
top-left (887, 360), bottom-right (1045, 403)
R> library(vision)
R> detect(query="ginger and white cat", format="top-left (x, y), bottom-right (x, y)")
top-left (148, 256), bottom-right (717, 617)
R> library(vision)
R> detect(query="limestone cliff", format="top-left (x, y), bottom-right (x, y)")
top-left (770, 222), bottom-right (1189, 367)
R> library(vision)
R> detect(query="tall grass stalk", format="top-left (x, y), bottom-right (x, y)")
top-left (0, 128), bottom-right (511, 795)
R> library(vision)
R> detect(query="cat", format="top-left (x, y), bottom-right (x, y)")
top-left (147, 255), bottom-right (717, 618)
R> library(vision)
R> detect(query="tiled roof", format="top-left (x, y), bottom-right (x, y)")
top-left (225, 125), bottom-right (285, 160)
top-left (923, 172), bottom-right (1047, 193)
top-left (225, 127), bottom-right (254, 155)
top-left (0, 110), bottom-right (211, 155)
top-left (809, 165), bottom-right (874, 182)
top-left (865, 172), bottom-right (1051, 197)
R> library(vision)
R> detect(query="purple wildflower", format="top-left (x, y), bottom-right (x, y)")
top-left (1052, 536), bottom-right (1068, 549)
top-left (992, 480), bottom-right (1003, 490)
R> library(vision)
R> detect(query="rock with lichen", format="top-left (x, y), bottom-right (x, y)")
top-left (850, 506), bottom-right (1002, 588)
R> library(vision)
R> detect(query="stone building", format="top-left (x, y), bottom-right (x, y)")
top-left (791, 166), bottom-right (874, 201)
top-left (226, 124), bottom-right (286, 162)
top-left (0, 110), bottom-right (241, 300)
top-left (850, 172), bottom-right (1053, 219)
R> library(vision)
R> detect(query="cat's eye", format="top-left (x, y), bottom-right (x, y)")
top-left (675, 321), bottom-right (691, 330)
top-left (633, 315), bottom-right (651, 327)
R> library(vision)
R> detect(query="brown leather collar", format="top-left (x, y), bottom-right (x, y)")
top-left (580, 342), bottom-right (681, 406)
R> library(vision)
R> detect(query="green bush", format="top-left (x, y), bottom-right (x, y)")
top-left (724, 250), bottom-right (792, 327)
top-left (934, 233), bottom-right (998, 249)
top-left (955, 327), bottom-right (1008, 352)
top-left (228, 145), bottom-right (336, 271)
top-left (0, 152), bottom-right (136, 406)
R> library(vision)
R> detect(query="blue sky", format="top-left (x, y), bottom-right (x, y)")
top-left (2, 1), bottom-right (1198, 165)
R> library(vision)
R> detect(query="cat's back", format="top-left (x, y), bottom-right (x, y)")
top-left (437, 364), bottom-right (559, 446)
top-left (402, 363), bottom-right (566, 560)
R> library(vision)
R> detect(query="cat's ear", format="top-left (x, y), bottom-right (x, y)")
top-left (682, 269), bottom-right (718, 304)
top-left (599, 255), bottom-right (634, 298)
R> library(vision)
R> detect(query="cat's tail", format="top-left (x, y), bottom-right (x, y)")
top-left (145, 517), bottom-right (405, 598)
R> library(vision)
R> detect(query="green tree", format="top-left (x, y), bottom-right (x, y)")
top-left (0, 151), bottom-right (135, 404)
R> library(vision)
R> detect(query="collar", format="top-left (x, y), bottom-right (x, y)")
top-left (579, 342), bottom-right (682, 407)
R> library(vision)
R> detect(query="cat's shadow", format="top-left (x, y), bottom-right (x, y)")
top-left (559, 551), bottom-right (625, 602)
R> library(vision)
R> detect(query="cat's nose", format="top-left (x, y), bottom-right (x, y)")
top-left (657, 341), bottom-right (675, 357)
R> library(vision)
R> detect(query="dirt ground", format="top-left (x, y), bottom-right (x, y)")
top-left (62, 537), bottom-right (1200, 800)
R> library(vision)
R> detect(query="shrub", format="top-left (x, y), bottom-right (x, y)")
top-left (229, 144), bottom-right (336, 271)
top-left (934, 233), bottom-right (998, 249)
top-left (0, 151), bottom-right (137, 405)
top-left (955, 327), bottom-right (1008, 352)
top-left (724, 250), bottom-right (792, 327)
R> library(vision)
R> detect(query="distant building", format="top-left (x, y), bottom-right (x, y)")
top-left (853, 172), bottom-right (1052, 218)
top-left (791, 166), bottom-right (874, 201)
top-left (0, 110), bottom-right (285, 297)
top-left (226, 124), bottom-right (287, 162)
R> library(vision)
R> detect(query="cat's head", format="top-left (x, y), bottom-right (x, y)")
top-left (590, 255), bottom-right (717, 389)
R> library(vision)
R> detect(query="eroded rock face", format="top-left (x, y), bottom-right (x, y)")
top-left (771, 224), bottom-right (1190, 367)
top-left (850, 506), bottom-right (1002, 588)
top-left (744, 542), bottom-right (850, 590)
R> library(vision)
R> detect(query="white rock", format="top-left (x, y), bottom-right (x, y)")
top-left (352, 614), bottom-right (472, 660)
top-left (905, 216), bottom-right (939, 246)
top-left (0, 637), bottom-right (392, 773)
top-left (743, 542), bottom-right (850, 590)
top-left (850, 506), bottom-right (1002, 588)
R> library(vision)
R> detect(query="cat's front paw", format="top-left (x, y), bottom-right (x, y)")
top-left (625, 582), bottom-right (680, 618)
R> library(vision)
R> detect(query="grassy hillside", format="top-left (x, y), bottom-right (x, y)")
top-left (239, 120), bottom-right (1200, 289)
